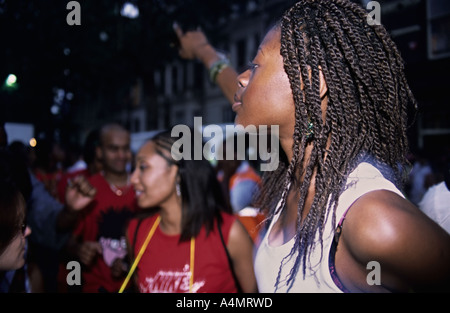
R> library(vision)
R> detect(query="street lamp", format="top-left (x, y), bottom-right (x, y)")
top-left (4, 74), bottom-right (18, 89)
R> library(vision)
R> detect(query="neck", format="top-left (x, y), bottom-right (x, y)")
top-left (102, 171), bottom-right (128, 186)
top-left (158, 197), bottom-right (183, 235)
top-left (279, 134), bottom-right (317, 222)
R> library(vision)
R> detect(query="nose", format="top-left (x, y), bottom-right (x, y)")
top-left (235, 70), bottom-right (249, 102)
top-left (237, 70), bottom-right (249, 89)
top-left (24, 226), bottom-right (31, 238)
top-left (118, 148), bottom-right (129, 160)
top-left (130, 167), bottom-right (139, 186)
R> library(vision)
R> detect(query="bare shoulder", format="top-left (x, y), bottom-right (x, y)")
top-left (228, 218), bottom-right (253, 250)
top-left (226, 218), bottom-right (258, 293)
top-left (341, 189), bottom-right (450, 291)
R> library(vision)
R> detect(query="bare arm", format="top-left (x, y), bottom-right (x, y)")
top-left (337, 190), bottom-right (450, 292)
top-left (227, 219), bottom-right (258, 293)
top-left (173, 23), bottom-right (238, 104)
top-left (56, 175), bottom-right (96, 231)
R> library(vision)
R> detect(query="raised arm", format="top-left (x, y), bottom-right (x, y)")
top-left (56, 175), bottom-right (96, 231)
top-left (173, 23), bottom-right (238, 104)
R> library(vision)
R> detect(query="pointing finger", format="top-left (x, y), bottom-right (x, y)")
top-left (173, 21), bottom-right (183, 39)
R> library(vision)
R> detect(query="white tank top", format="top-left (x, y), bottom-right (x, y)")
top-left (254, 162), bottom-right (405, 292)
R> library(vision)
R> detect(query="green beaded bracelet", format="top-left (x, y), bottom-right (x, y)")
top-left (209, 58), bottom-right (230, 84)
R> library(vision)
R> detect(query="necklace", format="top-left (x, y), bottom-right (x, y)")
top-left (108, 183), bottom-right (127, 196)
top-left (102, 171), bottom-right (130, 196)
top-left (118, 216), bottom-right (195, 293)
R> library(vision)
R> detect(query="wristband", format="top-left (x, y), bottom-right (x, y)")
top-left (209, 57), bottom-right (230, 84)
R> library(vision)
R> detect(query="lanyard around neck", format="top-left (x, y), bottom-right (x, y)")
top-left (118, 216), bottom-right (195, 293)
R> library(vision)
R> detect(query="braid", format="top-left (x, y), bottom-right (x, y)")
top-left (256, 0), bottom-right (417, 290)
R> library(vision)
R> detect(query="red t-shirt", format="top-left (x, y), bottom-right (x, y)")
top-left (127, 212), bottom-right (238, 293)
top-left (73, 173), bottom-right (138, 293)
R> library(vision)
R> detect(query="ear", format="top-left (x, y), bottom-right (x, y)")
top-left (304, 66), bottom-right (328, 99)
top-left (169, 163), bottom-right (180, 183)
top-left (319, 67), bottom-right (328, 99)
top-left (175, 169), bottom-right (181, 183)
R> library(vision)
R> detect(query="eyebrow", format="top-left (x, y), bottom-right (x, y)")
top-left (257, 47), bottom-right (264, 56)
top-left (135, 155), bottom-right (148, 163)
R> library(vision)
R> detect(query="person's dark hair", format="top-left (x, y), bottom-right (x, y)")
top-left (255, 0), bottom-right (417, 290)
top-left (149, 129), bottom-right (232, 242)
top-left (0, 148), bottom-right (32, 204)
top-left (444, 163), bottom-right (450, 191)
top-left (83, 128), bottom-right (100, 165)
top-left (0, 181), bottom-right (26, 255)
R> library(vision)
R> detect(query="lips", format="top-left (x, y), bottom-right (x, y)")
top-left (232, 101), bottom-right (242, 112)
top-left (233, 93), bottom-right (242, 112)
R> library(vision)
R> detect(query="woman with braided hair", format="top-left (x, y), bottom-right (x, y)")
top-left (175, 0), bottom-right (450, 292)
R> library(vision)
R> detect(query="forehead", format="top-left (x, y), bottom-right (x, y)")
top-left (137, 141), bottom-right (175, 165)
top-left (16, 192), bottom-right (26, 219)
top-left (10, 191), bottom-right (26, 224)
top-left (102, 130), bottom-right (130, 145)
top-left (137, 141), bottom-right (156, 157)
top-left (259, 27), bottom-right (281, 55)
top-left (137, 141), bottom-right (164, 161)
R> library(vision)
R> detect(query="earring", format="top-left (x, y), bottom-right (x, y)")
top-left (176, 182), bottom-right (181, 197)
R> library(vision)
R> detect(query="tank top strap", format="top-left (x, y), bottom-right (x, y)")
top-left (335, 162), bottom-right (405, 227)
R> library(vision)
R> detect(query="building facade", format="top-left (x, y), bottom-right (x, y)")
top-left (122, 0), bottom-right (449, 158)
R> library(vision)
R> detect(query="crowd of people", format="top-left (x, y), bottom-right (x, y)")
top-left (1, 0), bottom-right (449, 293)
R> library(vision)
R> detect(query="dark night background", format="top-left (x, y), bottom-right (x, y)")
top-left (0, 0), bottom-right (248, 142)
top-left (1, 0), bottom-right (449, 162)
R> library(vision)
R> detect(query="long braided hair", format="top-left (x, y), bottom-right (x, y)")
top-left (254, 0), bottom-right (417, 290)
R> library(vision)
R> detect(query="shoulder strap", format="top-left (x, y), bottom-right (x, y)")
top-left (217, 218), bottom-right (243, 293)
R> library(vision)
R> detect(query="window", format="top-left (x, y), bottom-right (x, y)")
top-left (174, 110), bottom-right (185, 125)
top-left (172, 66), bottom-right (178, 94)
top-left (236, 39), bottom-right (247, 72)
top-left (133, 118), bottom-right (141, 132)
top-left (222, 104), bottom-right (235, 123)
top-left (427, 0), bottom-right (450, 59)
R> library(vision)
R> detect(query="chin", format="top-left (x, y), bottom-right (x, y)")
top-left (234, 119), bottom-right (261, 135)
top-left (15, 258), bottom-right (26, 270)
top-left (138, 198), bottom-right (157, 209)
top-left (234, 116), bottom-right (248, 128)
top-left (137, 200), bottom-right (148, 209)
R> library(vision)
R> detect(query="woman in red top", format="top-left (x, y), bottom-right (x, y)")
top-left (124, 130), bottom-right (257, 293)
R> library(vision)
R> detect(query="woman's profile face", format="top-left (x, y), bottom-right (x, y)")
top-left (234, 27), bottom-right (296, 138)
top-left (0, 195), bottom-right (30, 271)
top-left (131, 141), bottom-right (179, 209)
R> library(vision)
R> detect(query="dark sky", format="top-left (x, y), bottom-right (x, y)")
top-left (0, 0), bottom-right (244, 128)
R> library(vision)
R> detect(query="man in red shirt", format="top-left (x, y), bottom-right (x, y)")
top-left (66, 123), bottom-right (138, 292)
top-left (57, 128), bottom-right (103, 204)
